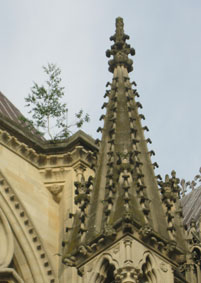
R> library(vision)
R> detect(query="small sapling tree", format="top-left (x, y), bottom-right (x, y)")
top-left (22, 63), bottom-right (89, 140)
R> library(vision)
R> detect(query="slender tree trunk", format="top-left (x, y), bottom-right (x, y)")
top-left (47, 116), bottom-right (53, 140)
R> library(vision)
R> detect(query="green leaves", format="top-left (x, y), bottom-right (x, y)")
top-left (75, 111), bottom-right (90, 128)
top-left (23, 63), bottom-right (90, 140)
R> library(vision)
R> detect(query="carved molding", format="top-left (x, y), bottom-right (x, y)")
top-left (0, 208), bottom-right (14, 268)
top-left (0, 172), bottom-right (55, 282)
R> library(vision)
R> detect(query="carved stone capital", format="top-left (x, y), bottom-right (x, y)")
top-left (123, 237), bottom-right (133, 247)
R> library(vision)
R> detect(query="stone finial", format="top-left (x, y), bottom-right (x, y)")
top-left (106, 17), bottom-right (135, 73)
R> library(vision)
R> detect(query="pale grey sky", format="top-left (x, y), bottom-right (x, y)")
top-left (0, 0), bottom-right (201, 182)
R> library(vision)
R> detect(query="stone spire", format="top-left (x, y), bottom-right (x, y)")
top-left (63, 17), bottom-right (188, 276)
top-left (106, 17), bottom-right (135, 73)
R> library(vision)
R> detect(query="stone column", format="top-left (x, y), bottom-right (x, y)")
top-left (124, 238), bottom-right (133, 264)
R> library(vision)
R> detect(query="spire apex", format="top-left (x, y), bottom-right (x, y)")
top-left (106, 17), bottom-right (135, 73)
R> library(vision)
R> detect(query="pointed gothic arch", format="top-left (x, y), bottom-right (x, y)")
top-left (138, 252), bottom-right (159, 283)
top-left (0, 172), bottom-right (55, 282)
top-left (95, 258), bottom-right (115, 283)
top-left (0, 195), bottom-right (43, 282)
top-left (88, 253), bottom-right (119, 283)
top-left (190, 246), bottom-right (201, 282)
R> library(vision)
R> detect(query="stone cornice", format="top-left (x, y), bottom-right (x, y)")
top-left (0, 114), bottom-right (98, 153)
top-left (0, 128), bottom-right (97, 203)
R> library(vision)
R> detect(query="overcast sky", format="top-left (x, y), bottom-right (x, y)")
top-left (1, 1), bottom-right (201, 183)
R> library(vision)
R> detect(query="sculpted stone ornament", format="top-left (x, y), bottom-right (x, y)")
top-left (74, 164), bottom-right (86, 183)
top-left (79, 245), bottom-right (88, 256)
top-left (115, 265), bottom-right (140, 283)
top-left (0, 208), bottom-right (14, 269)
top-left (160, 262), bottom-right (168, 272)
top-left (181, 168), bottom-right (201, 195)
top-left (113, 244), bottom-right (120, 254)
top-left (63, 256), bottom-right (76, 267)
top-left (139, 224), bottom-right (152, 239)
top-left (187, 218), bottom-right (200, 245)
top-left (78, 245), bottom-right (92, 257)
top-left (123, 212), bottom-right (134, 233)
top-left (117, 150), bottom-right (134, 170)
top-left (123, 211), bottom-right (132, 223)
top-left (103, 224), bottom-right (116, 238)
top-left (74, 176), bottom-right (93, 236)
top-left (166, 241), bottom-right (177, 255)
top-left (48, 184), bottom-right (63, 203)
top-left (106, 17), bottom-right (135, 73)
